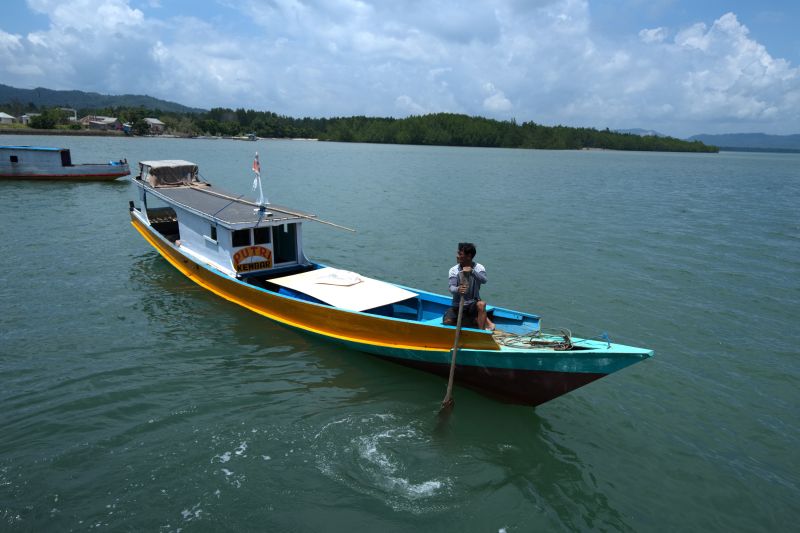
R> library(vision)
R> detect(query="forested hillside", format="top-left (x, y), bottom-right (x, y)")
top-left (0, 84), bottom-right (204, 114)
top-left (314, 114), bottom-right (715, 151)
top-left (0, 85), bottom-right (717, 152)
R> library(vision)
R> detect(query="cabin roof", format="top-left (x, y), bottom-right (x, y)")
top-left (148, 183), bottom-right (315, 226)
top-left (1, 145), bottom-right (64, 152)
top-left (140, 159), bottom-right (196, 169)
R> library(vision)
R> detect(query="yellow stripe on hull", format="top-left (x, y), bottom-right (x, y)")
top-left (131, 215), bottom-right (500, 352)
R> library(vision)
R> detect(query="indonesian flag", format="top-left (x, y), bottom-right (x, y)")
top-left (251, 152), bottom-right (261, 190)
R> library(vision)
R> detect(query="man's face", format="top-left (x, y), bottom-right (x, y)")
top-left (456, 249), bottom-right (471, 265)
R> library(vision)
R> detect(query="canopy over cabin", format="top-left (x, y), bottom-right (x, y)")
top-left (139, 160), bottom-right (199, 187)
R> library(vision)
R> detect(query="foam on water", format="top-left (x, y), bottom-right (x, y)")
top-left (355, 430), bottom-right (443, 498)
top-left (180, 503), bottom-right (202, 521)
top-left (313, 414), bottom-right (451, 512)
top-left (215, 452), bottom-right (231, 463)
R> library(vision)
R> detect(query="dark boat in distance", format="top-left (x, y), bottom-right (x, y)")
top-left (129, 158), bottom-right (653, 406)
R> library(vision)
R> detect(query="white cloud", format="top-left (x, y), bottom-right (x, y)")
top-left (675, 22), bottom-right (709, 51)
top-left (0, 29), bottom-right (23, 50)
top-left (639, 27), bottom-right (667, 44)
top-left (0, 1), bottom-right (797, 136)
top-left (26, 0), bottom-right (145, 36)
top-left (482, 83), bottom-right (512, 112)
top-left (669, 13), bottom-right (800, 128)
top-left (483, 93), bottom-right (512, 112)
top-left (395, 95), bottom-right (427, 115)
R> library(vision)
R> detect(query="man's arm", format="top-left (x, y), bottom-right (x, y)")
top-left (448, 266), bottom-right (460, 296)
top-left (472, 263), bottom-right (487, 285)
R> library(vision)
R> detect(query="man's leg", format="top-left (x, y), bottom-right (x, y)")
top-left (476, 301), bottom-right (495, 330)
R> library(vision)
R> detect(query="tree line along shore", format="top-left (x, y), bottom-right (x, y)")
top-left (0, 106), bottom-right (718, 152)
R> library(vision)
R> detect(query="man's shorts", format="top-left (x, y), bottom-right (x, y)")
top-left (443, 301), bottom-right (479, 328)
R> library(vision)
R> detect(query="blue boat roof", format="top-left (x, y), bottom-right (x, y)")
top-left (0, 146), bottom-right (65, 151)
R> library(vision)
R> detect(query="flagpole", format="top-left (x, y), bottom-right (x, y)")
top-left (257, 175), bottom-right (265, 206)
top-left (251, 151), bottom-right (269, 210)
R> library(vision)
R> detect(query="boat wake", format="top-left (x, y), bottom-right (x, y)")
top-left (312, 413), bottom-right (452, 513)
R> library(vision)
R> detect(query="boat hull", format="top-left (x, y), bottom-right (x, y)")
top-left (131, 211), bottom-right (652, 406)
top-left (0, 164), bottom-right (130, 180)
top-left (377, 357), bottom-right (604, 405)
top-left (0, 146), bottom-right (130, 180)
top-left (306, 333), bottom-right (647, 405)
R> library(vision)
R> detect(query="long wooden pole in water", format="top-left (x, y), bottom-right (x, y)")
top-left (441, 269), bottom-right (470, 410)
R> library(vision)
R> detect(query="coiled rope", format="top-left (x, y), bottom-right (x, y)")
top-left (493, 329), bottom-right (613, 350)
top-left (493, 328), bottom-right (574, 350)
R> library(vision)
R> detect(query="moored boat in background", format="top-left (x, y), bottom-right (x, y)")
top-left (0, 145), bottom-right (129, 180)
top-left (128, 158), bottom-right (653, 406)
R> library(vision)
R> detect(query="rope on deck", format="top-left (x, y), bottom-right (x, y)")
top-left (492, 328), bottom-right (574, 351)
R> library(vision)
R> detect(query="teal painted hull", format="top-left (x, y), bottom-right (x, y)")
top-left (282, 322), bottom-right (652, 406)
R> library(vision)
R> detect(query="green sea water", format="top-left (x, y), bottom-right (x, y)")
top-left (1, 135), bottom-right (798, 531)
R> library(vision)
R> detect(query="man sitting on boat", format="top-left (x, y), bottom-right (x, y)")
top-left (443, 242), bottom-right (496, 331)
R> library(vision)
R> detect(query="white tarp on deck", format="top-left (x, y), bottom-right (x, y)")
top-left (269, 267), bottom-right (417, 312)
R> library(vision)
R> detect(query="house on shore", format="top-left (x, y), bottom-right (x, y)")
top-left (79, 115), bottom-right (122, 131)
top-left (0, 112), bottom-right (15, 124)
top-left (145, 117), bottom-right (166, 134)
top-left (20, 113), bottom-right (41, 125)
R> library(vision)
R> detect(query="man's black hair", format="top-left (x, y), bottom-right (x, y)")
top-left (458, 242), bottom-right (477, 257)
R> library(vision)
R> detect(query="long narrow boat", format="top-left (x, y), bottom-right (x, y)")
top-left (0, 145), bottom-right (129, 180)
top-left (129, 160), bottom-right (653, 406)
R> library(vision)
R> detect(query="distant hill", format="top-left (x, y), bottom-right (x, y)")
top-left (0, 84), bottom-right (206, 114)
top-left (615, 128), bottom-right (668, 137)
top-left (689, 133), bottom-right (800, 152)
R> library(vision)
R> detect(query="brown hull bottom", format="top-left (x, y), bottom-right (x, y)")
top-left (376, 355), bottom-right (606, 406)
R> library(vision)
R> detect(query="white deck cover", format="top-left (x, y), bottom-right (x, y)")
top-left (270, 267), bottom-right (417, 312)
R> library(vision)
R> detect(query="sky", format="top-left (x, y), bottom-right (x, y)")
top-left (2, 0), bottom-right (799, 138)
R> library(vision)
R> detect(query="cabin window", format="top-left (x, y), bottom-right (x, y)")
top-left (253, 227), bottom-right (271, 245)
top-left (274, 223), bottom-right (297, 263)
top-left (232, 229), bottom-right (251, 247)
top-left (10, 155), bottom-right (18, 163)
top-left (209, 226), bottom-right (217, 241)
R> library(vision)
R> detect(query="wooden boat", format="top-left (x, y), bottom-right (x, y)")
top-left (129, 159), bottom-right (653, 406)
top-left (0, 145), bottom-right (130, 180)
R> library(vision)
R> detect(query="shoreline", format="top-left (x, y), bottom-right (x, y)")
top-left (0, 129), bottom-right (321, 141)
top-left (0, 128), bottom-right (742, 153)
top-left (0, 128), bottom-right (127, 137)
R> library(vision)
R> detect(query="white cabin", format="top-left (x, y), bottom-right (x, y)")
top-left (134, 160), bottom-right (310, 278)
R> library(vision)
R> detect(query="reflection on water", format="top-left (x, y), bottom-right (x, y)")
top-left (130, 251), bottom-right (458, 409)
top-left (129, 251), bottom-right (393, 406)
